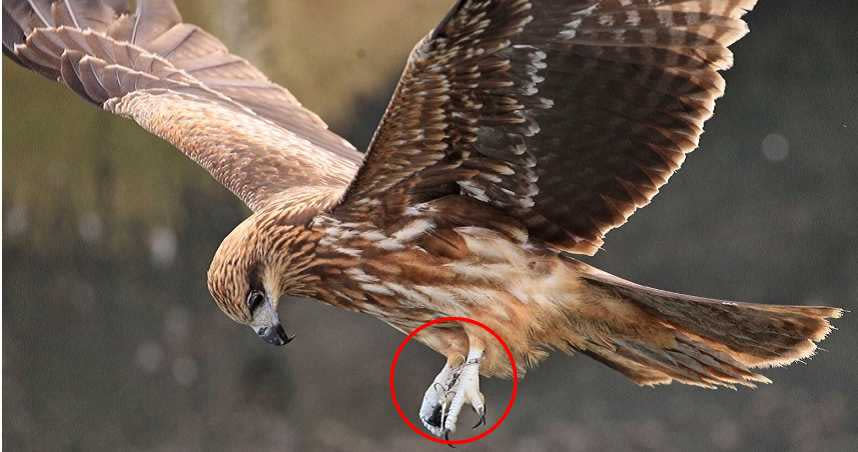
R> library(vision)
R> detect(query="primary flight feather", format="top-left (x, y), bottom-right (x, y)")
top-left (4, 0), bottom-right (842, 439)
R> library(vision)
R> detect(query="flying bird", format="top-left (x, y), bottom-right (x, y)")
top-left (4, 0), bottom-right (843, 439)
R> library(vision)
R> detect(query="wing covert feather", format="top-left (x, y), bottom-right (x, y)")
top-left (336, 0), bottom-right (757, 254)
top-left (3, 0), bottom-right (361, 211)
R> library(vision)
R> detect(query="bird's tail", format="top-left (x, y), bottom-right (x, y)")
top-left (564, 261), bottom-right (842, 389)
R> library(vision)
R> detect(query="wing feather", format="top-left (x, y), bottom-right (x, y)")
top-left (335, 0), bottom-right (757, 254)
top-left (3, 0), bottom-right (361, 211)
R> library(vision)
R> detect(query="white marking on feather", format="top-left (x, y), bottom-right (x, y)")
top-left (563, 17), bottom-right (582, 28)
top-left (338, 229), bottom-right (358, 240)
top-left (537, 97), bottom-right (554, 109)
top-left (577, 3), bottom-right (599, 15)
top-left (360, 283), bottom-right (395, 296)
top-left (393, 219), bottom-right (434, 242)
top-left (559, 19), bottom-right (582, 39)
top-left (377, 238), bottom-right (405, 251)
top-left (518, 198), bottom-right (536, 209)
top-left (495, 165), bottom-right (515, 176)
top-left (405, 204), bottom-right (434, 216)
top-left (456, 227), bottom-right (528, 263)
top-left (415, 285), bottom-right (458, 306)
top-left (521, 84), bottom-right (538, 96)
top-left (386, 282), bottom-right (430, 306)
top-left (444, 262), bottom-right (502, 282)
top-left (626, 11), bottom-right (641, 27)
top-left (480, 173), bottom-right (503, 183)
top-left (459, 181), bottom-right (490, 202)
top-left (346, 267), bottom-right (378, 283)
top-left (360, 230), bottom-right (386, 241)
top-left (353, 197), bottom-right (380, 207)
top-left (337, 247), bottom-right (362, 257)
top-left (499, 187), bottom-right (517, 196)
top-left (323, 223), bottom-right (356, 242)
top-left (524, 119), bottom-right (541, 136)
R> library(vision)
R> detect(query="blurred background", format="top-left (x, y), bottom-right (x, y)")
top-left (3, 1), bottom-right (857, 451)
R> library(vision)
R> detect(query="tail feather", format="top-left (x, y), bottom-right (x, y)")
top-left (566, 261), bottom-right (842, 389)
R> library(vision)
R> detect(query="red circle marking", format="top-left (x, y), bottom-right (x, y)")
top-left (389, 316), bottom-right (519, 446)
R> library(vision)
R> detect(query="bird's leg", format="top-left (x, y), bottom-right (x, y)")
top-left (419, 340), bottom-right (486, 438)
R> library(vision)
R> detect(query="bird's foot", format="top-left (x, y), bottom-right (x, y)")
top-left (419, 348), bottom-right (485, 439)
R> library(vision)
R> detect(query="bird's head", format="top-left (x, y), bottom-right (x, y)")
top-left (206, 211), bottom-right (319, 347)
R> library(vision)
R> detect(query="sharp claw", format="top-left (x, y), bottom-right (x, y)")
top-left (472, 408), bottom-right (486, 429)
top-left (444, 429), bottom-right (455, 447)
top-left (471, 400), bottom-right (486, 429)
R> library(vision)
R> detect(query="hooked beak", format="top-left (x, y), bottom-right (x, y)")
top-left (250, 296), bottom-right (295, 346)
top-left (256, 324), bottom-right (294, 346)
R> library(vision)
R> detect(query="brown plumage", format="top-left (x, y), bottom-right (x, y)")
top-left (5, 0), bottom-right (843, 436)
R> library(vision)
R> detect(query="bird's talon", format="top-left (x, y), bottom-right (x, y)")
top-left (472, 410), bottom-right (486, 429)
top-left (420, 348), bottom-right (484, 439)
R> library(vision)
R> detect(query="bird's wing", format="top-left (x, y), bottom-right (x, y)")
top-left (334, 0), bottom-right (757, 254)
top-left (3, 0), bottom-right (362, 211)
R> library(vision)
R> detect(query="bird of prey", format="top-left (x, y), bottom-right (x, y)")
top-left (4, 0), bottom-right (842, 439)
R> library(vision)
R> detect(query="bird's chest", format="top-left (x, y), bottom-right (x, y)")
top-left (312, 217), bottom-right (564, 322)
top-left (309, 217), bottom-right (444, 320)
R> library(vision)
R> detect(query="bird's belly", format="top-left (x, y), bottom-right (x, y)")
top-left (314, 222), bottom-right (589, 376)
top-left (384, 226), bottom-right (589, 376)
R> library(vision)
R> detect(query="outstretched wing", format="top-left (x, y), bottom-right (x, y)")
top-left (3, 0), bottom-right (361, 211)
top-left (335, 0), bottom-right (757, 254)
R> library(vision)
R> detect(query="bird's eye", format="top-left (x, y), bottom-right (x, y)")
top-left (246, 290), bottom-right (265, 313)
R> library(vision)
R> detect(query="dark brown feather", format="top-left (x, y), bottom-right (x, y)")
top-left (336, 0), bottom-right (757, 255)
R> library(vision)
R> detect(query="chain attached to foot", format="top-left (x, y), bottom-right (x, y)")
top-left (419, 343), bottom-right (485, 439)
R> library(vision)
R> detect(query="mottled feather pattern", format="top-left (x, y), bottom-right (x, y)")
top-left (337, 0), bottom-right (538, 223)
top-left (337, 0), bottom-right (758, 255)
